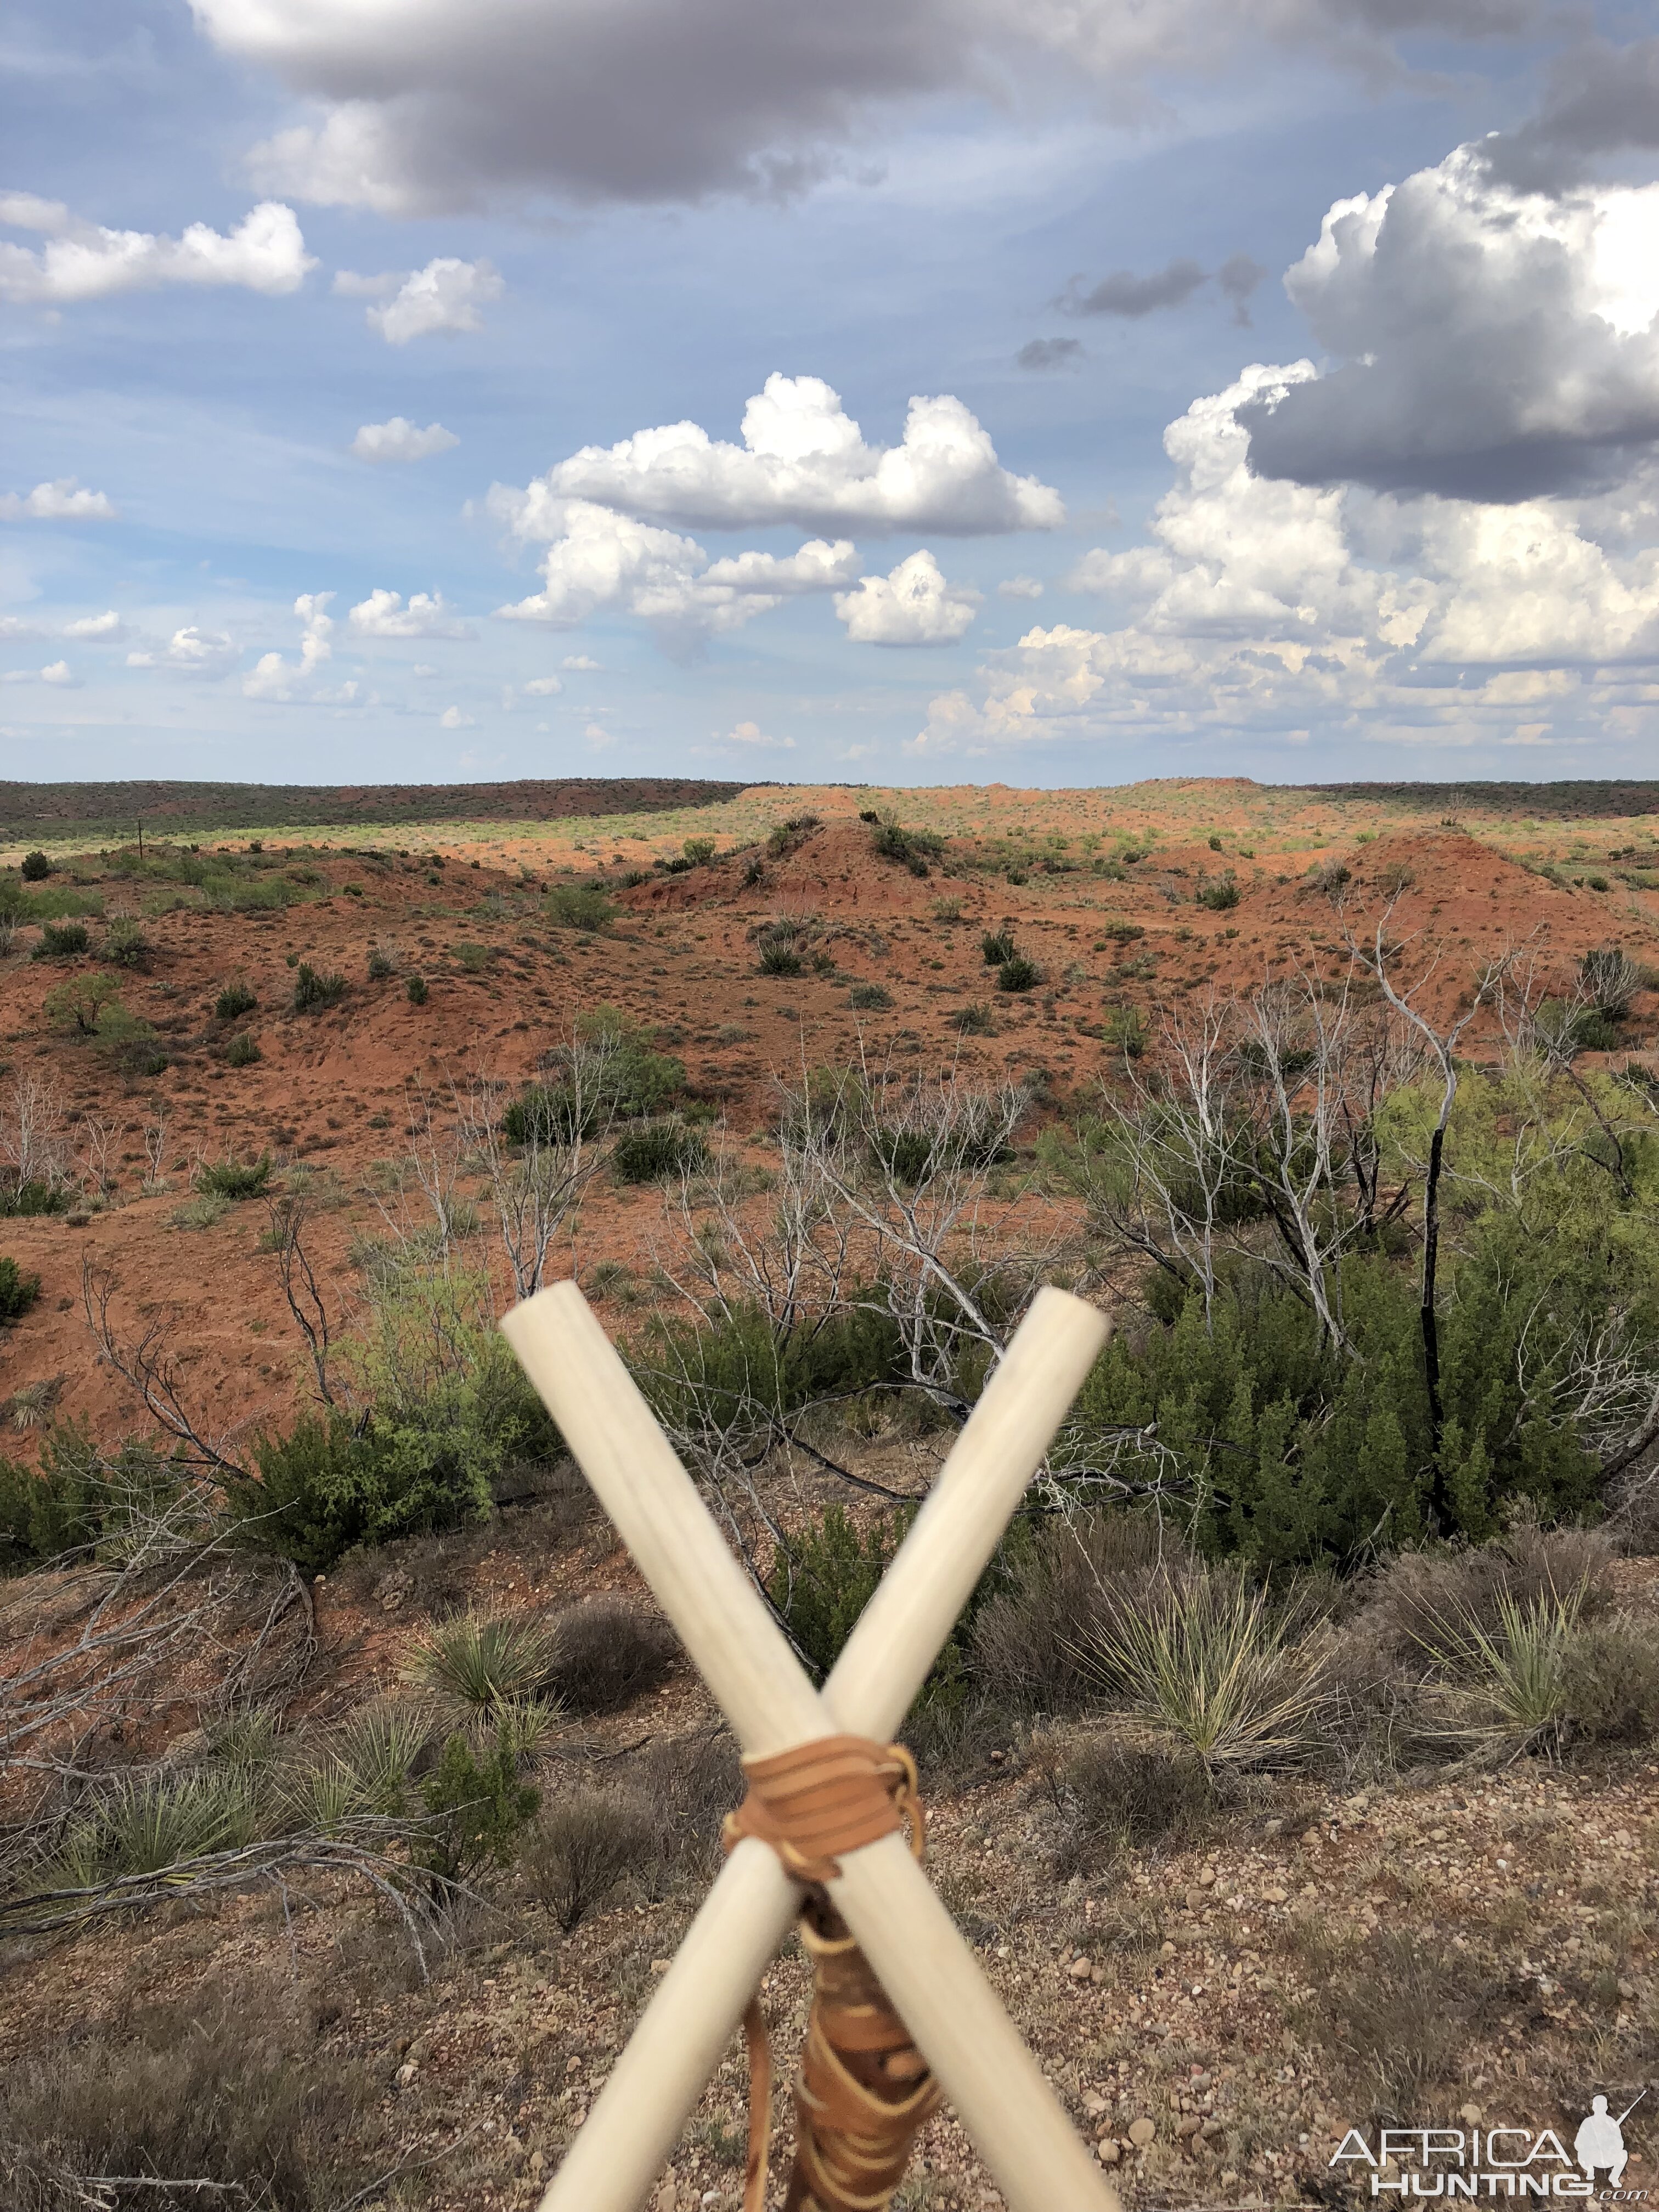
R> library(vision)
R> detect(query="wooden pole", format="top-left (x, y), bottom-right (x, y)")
top-left (501, 1282), bottom-right (1116, 2212)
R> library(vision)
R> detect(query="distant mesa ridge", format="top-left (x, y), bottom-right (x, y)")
top-left (0, 777), bottom-right (748, 839)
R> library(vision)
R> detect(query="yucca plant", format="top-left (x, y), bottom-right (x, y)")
top-left (1080, 1568), bottom-right (1328, 1774)
top-left (287, 1701), bottom-right (434, 1831)
top-left (1420, 1589), bottom-right (1581, 1759)
top-left (407, 1605), bottom-right (560, 1711)
top-left (57, 1769), bottom-right (256, 1887)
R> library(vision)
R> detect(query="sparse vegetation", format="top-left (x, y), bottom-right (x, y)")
top-left (213, 979), bottom-right (257, 1020)
top-left (33, 921), bottom-right (90, 961)
top-left (612, 1121), bottom-right (709, 1183)
top-left (849, 981), bottom-right (893, 1009)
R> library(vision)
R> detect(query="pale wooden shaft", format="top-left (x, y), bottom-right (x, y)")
top-left (500, 1279), bottom-right (822, 1754)
top-left (822, 1284), bottom-right (1107, 1740)
top-left (836, 1835), bottom-right (1120, 2212)
top-left (504, 1281), bottom-right (1119, 2212)
top-left (538, 1839), bottom-right (798, 2212)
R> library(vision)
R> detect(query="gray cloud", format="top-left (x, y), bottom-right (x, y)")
top-left (1240, 144), bottom-right (1659, 502)
top-left (1063, 258), bottom-right (1208, 318)
top-left (1482, 37), bottom-right (1659, 193)
top-left (189, 0), bottom-right (1543, 216)
top-left (1217, 253), bottom-right (1268, 326)
top-left (1017, 336), bottom-right (1084, 370)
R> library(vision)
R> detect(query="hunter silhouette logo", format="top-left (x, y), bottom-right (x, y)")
top-left (1577, 2096), bottom-right (1645, 2192)
top-left (1331, 2093), bottom-right (1647, 2199)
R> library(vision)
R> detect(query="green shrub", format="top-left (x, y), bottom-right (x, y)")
top-left (366, 942), bottom-right (397, 979)
top-left (33, 921), bottom-right (89, 960)
top-left (545, 884), bottom-right (616, 931)
top-left (42, 970), bottom-right (122, 1035)
top-left (291, 962), bottom-right (346, 1013)
top-left (407, 974), bottom-right (428, 1005)
top-left (1208, 834), bottom-right (1224, 852)
top-left (20, 850), bottom-right (49, 882)
top-left (766, 812), bottom-right (820, 859)
top-left (0, 1256), bottom-right (42, 1323)
top-left (849, 981), bottom-right (892, 1010)
top-left (1582, 947), bottom-right (1641, 1022)
top-left (452, 940), bottom-right (492, 973)
top-left (980, 930), bottom-right (1015, 966)
top-left (769, 1501), bottom-right (987, 1702)
top-left (0, 1180), bottom-right (70, 1220)
top-left (1197, 872), bottom-right (1240, 910)
top-left (759, 942), bottom-right (803, 977)
top-left (1104, 1006), bottom-right (1147, 1058)
top-left (214, 980), bottom-right (257, 1022)
top-left (612, 1122), bottom-right (709, 1183)
top-left (103, 918), bottom-right (150, 968)
top-left (997, 954), bottom-right (1039, 993)
top-left (225, 1030), bottom-right (261, 1067)
top-left (417, 1729), bottom-right (539, 1888)
top-left (195, 1152), bottom-right (272, 1201)
top-left (228, 1413), bottom-right (498, 1572)
top-left (951, 1001), bottom-right (995, 1035)
top-left (683, 837), bottom-right (716, 866)
top-left (1102, 919), bottom-right (1145, 943)
top-left (870, 820), bottom-right (945, 876)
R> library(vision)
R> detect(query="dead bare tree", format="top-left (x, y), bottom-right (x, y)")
top-left (0, 1068), bottom-right (68, 1200)
top-left (261, 1192), bottom-right (337, 1406)
top-left (1345, 913), bottom-right (1514, 1515)
top-left (82, 1260), bottom-right (239, 1470)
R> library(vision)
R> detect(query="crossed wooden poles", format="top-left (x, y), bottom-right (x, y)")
top-left (501, 1281), bottom-right (1122, 2212)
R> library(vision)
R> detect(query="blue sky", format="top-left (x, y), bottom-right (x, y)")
top-left (3, 3), bottom-right (1658, 788)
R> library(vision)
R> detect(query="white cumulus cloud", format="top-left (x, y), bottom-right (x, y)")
top-left (497, 374), bottom-right (1062, 538)
top-left (336, 258), bottom-right (503, 343)
top-left (62, 610), bottom-right (123, 637)
top-left (1242, 146), bottom-right (1659, 500)
top-left (922, 351), bottom-right (1659, 758)
top-left (126, 626), bottom-right (239, 676)
top-left (439, 704), bottom-right (473, 729)
top-left (349, 588), bottom-right (474, 639)
top-left (720, 719), bottom-right (795, 748)
top-left (561, 653), bottom-right (601, 669)
top-left (523, 675), bottom-right (563, 695)
top-left (495, 499), bottom-right (860, 651)
top-left (3, 659), bottom-right (77, 686)
top-left (834, 550), bottom-right (980, 645)
top-left (0, 479), bottom-right (116, 520)
top-left (998, 575), bottom-right (1043, 600)
top-left (244, 592), bottom-right (335, 699)
top-left (351, 416), bottom-right (460, 461)
top-left (0, 194), bottom-right (313, 303)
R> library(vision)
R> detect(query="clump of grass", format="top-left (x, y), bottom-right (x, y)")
top-left (545, 884), bottom-right (615, 931)
top-left (849, 981), bottom-right (892, 1010)
top-left (451, 940), bottom-right (492, 973)
top-left (214, 979), bottom-right (257, 1022)
top-left (195, 1152), bottom-right (272, 1201)
top-left (225, 1030), bottom-right (261, 1066)
top-left (759, 941), bottom-right (803, 977)
top-left (951, 1000), bottom-right (995, 1035)
top-left (980, 930), bottom-right (1015, 966)
top-left (407, 974), bottom-right (428, 1005)
top-left (1040, 1731), bottom-right (1211, 1876)
top-left (1197, 872), bottom-right (1240, 910)
top-left (997, 953), bottom-right (1040, 994)
top-left (1417, 1589), bottom-right (1582, 1758)
top-left (1081, 1566), bottom-right (1328, 1774)
top-left (366, 940), bottom-right (400, 979)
